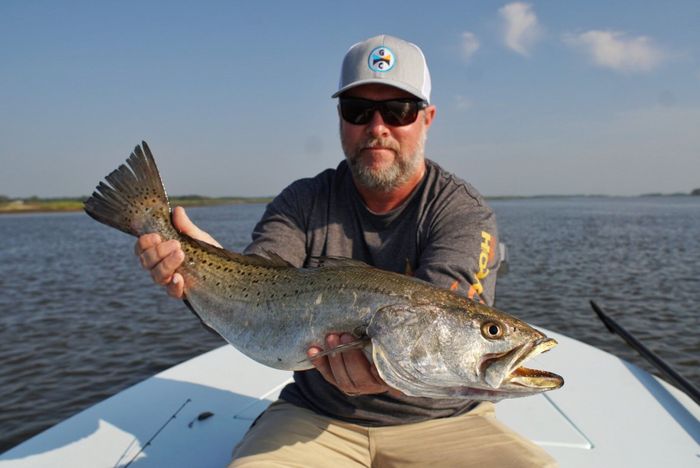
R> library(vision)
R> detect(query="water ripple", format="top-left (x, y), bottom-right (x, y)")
top-left (0, 199), bottom-right (698, 452)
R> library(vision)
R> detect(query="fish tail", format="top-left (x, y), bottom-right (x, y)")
top-left (84, 141), bottom-right (177, 239)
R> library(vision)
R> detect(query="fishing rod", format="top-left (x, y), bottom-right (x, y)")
top-left (590, 300), bottom-right (700, 406)
top-left (115, 398), bottom-right (192, 468)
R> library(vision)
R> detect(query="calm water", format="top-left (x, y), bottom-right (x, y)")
top-left (1, 197), bottom-right (698, 452)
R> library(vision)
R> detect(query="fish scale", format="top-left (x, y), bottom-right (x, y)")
top-left (84, 141), bottom-right (564, 400)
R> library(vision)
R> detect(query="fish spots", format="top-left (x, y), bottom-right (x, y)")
top-left (315, 293), bottom-right (323, 305)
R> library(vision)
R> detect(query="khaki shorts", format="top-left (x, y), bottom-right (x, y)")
top-left (230, 400), bottom-right (557, 468)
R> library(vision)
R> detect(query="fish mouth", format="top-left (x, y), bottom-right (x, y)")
top-left (481, 338), bottom-right (563, 391)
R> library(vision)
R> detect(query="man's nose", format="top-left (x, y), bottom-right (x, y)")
top-left (366, 109), bottom-right (390, 137)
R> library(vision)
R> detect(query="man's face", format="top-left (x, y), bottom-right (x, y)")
top-left (339, 84), bottom-right (435, 193)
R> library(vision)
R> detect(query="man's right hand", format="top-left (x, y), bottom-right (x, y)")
top-left (134, 206), bottom-right (221, 299)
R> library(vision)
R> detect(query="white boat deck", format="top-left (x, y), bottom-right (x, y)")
top-left (2, 328), bottom-right (699, 467)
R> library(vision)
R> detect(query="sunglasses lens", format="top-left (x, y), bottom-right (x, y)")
top-left (340, 99), bottom-right (374, 125)
top-left (340, 99), bottom-right (424, 126)
top-left (382, 101), bottom-right (418, 126)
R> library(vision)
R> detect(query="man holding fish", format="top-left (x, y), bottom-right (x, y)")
top-left (134, 35), bottom-right (557, 467)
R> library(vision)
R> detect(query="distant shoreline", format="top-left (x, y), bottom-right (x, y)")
top-left (1, 192), bottom-right (697, 215)
top-left (0, 196), bottom-right (274, 215)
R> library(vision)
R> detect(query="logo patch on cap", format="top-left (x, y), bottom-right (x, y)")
top-left (368, 46), bottom-right (395, 72)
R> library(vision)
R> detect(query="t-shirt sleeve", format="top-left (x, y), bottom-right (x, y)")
top-left (243, 180), bottom-right (311, 268)
top-left (414, 191), bottom-right (500, 306)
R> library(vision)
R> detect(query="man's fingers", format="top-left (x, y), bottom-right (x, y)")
top-left (165, 273), bottom-right (185, 299)
top-left (172, 206), bottom-right (222, 247)
top-left (325, 334), bottom-right (357, 390)
top-left (150, 249), bottom-right (185, 285)
top-left (308, 348), bottom-right (336, 386)
top-left (132, 208), bottom-right (211, 302)
top-left (338, 334), bottom-right (377, 385)
top-left (309, 334), bottom-right (391, 396)
top-left (134, 233), bottom-right (162, 256)
top-left (368, 364), bottom-right (400, 396)
top-left (139, 239), bottom-right (181, 270)
top-left (172, 206), bottom-right (195, 234)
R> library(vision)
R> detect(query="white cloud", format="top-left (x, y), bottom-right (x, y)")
top-left (454, 95), bottom-right (473, 110)
top-left (564, 30), bottom-right (665, 72)
top-left (461, 32), bottom-right (480, 62)
top-left (499, 2), bottom-right (541, 56)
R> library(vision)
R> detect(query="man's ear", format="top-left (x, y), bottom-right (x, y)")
top-left (423, 105), bottom-right (436, 128)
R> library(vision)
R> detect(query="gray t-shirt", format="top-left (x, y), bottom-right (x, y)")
top-left (244, 159), bottom-right (500, 426)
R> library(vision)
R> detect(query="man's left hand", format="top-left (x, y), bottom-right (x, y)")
top-left (308, 333), bottom-right (402, 397)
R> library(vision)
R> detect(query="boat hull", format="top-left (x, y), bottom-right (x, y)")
top-left (1, 328), bottom-right (698, 468)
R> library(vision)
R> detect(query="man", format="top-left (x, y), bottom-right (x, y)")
top-left (136, 35), bottom-right (556, 467)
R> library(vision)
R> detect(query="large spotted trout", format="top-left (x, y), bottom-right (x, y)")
top-left (84, 142), bottom-right (563, 400)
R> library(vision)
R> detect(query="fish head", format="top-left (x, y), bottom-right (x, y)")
top-left (367, 302), bottom-right (563, 400)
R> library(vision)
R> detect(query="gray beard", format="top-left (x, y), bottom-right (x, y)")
top-left (342, 128), bottom-right (427, 192)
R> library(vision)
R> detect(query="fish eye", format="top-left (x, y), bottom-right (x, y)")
top-left (481, 321), bottom-right (504, 340)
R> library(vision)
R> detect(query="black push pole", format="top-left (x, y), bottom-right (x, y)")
top-left (590, 300), bottom-right (700, 406)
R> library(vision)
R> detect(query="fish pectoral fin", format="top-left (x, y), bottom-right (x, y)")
top-left (299, 337), bottom-right (371, 364)
top-left (313, 338), bottom-right (370, 357)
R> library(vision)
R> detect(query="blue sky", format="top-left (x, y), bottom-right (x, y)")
top-left (1, 1), bottom-right (698, 197)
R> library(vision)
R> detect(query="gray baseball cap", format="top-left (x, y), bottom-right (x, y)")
top-left (332, 35), bottom-right (432, 103)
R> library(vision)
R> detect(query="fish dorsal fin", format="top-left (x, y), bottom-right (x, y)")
top-left (261, 249), bottom-right (295, 267)
top-left (309, 256), bottom-right (371, 268)
top-left (184, 235), bottom-right (292, 268)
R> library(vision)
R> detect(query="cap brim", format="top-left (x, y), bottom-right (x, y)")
top-left (332, 79), bottom-right (428, 102)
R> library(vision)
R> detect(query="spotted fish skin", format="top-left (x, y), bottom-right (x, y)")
top-left (84, 142), bottom-right (563, 400)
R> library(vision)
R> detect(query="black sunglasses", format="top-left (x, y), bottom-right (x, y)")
top-left (339, 97), bottom-right (428, 126)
